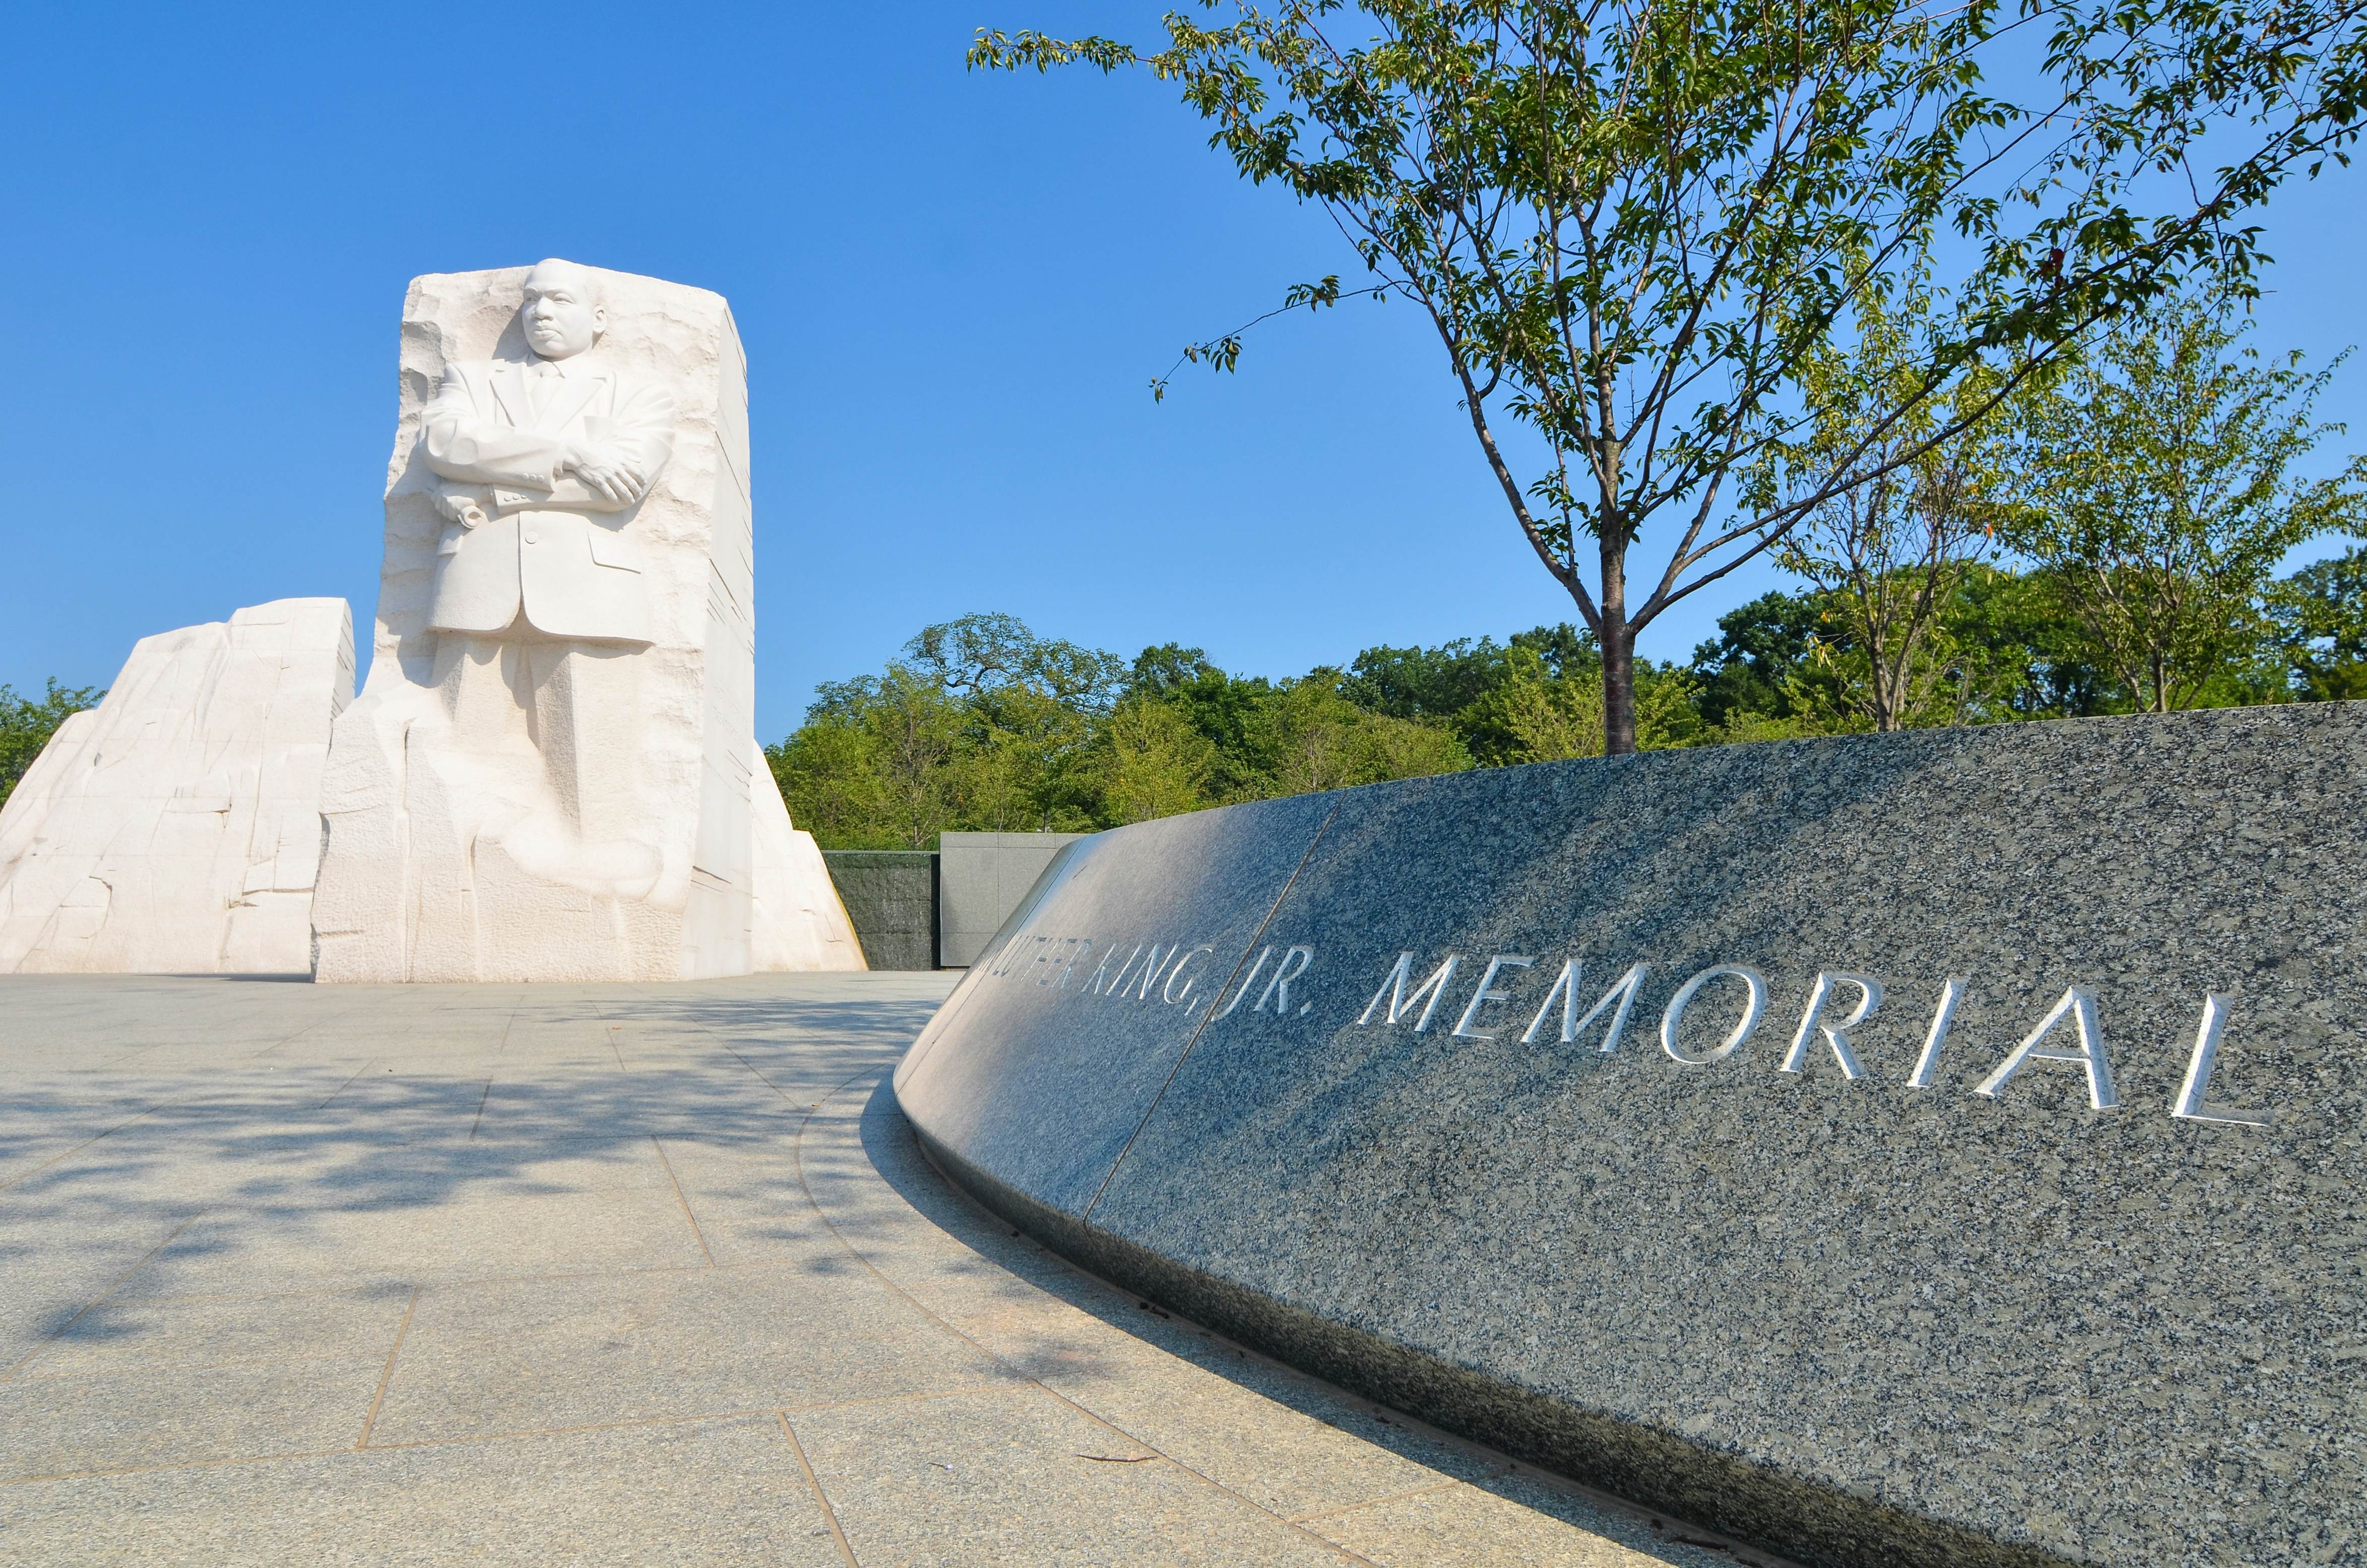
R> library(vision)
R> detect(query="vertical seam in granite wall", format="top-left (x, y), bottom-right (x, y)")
top-left (1081, 801), bottom-right (1342, 1224)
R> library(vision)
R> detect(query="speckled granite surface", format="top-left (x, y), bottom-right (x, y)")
top-left (893, 706), bottom-right (2367, 1568)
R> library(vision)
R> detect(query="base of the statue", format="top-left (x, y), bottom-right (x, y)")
top-left (312, 676), bottom-right (856, 982)
top-left (311, 676), bottom-right (687, 981)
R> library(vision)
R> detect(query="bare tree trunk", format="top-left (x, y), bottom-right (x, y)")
top-left (1867, 624), bottom-right (1899, 732)
top-left (1601, 538), bottom-right (1636, 755)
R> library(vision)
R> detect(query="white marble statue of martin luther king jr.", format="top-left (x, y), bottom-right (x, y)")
top-left (421, 257), bottom-right (676, 643)
top-left (413, 257), bottom-right (679, 894)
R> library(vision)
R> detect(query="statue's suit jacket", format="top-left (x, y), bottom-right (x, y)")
top-left (419, 356), bottom-right (677, 645)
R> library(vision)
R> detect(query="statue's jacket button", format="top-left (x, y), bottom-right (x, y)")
top-left (523, 530), bottom-right (539, 544)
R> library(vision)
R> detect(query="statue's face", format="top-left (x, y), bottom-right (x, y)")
top-left (522, 264), bottom-right (604, 360)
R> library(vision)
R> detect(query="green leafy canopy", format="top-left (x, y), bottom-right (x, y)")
top-left (972, 0), bottom-right (2367, 750)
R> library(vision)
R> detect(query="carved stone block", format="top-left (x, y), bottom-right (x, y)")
top-left (313, 261), bottom-right (854, 981)
top-left (0, 598), bottom-right (354, 974)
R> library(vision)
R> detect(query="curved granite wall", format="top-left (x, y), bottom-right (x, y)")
top-left (893, 707), bottom-right (2364, 1568)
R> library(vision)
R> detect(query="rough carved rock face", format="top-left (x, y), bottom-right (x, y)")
top-left (0, 598), bottom-right (353, 975)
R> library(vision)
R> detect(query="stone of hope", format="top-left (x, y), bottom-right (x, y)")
top-left (312, 259), bottom-right (859, 981)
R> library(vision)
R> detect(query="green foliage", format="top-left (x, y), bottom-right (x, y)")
top-left (770, 547), bottom-right (2367, 846)
top-left (1342, 638), bottom-right (1521, 725)
top-left (1758, 266), bottom-right (2048, 730)
top-left (2275, 545), bottom-right (2367, 701)
top-left (0, 680), bottom-right (103, 808)
top-left (1341, 625), bottom-right (1603, 762)
top-left (1127, 643), bottom-right (1281, 800)
top-left (1098, 696), bottom-right (1219, 825)
top-left (1688, 593), bottom-right (1851, 733)
top-left (777, 618), bottom-right (1708, 848)
top-left (903, 611), bottom-right (1129, 710)
top-left (770, 618), bottom-right (1479, 849)
top-left (973, 0), bottom-right (2365, 750)
top-left (774, 667), bottom-right (968, 849)
top-left (2010, 302), bottom-right (2367, 711)
top-left (1939, 565), bottom-right (2120, 722)
top-left (1241, 673), bottom-right (1474, 795)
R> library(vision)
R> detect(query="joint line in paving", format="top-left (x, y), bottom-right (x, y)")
top-left (0, 1400), bottom-right (964, 1492)
top-left (313, 1058), bottom-right (379, 1111)
top-left (682, 1012), bottom-right (793, 1103)
top-left (776, 1412), bottom-right (862, 1567)
top-left (0, 1444), bottom-right (355, 1487)
top-left (650, 1136), bottom-right (716, 1266)
top-left (0, 1100), bottom-right (178, 1196)
top-left (1285, 1478), bottom-right (1466, 1525)
top-left (355, 1284), bottom-right (421, 1448)
top-left (1, 1206), bottom-right (214, 1379)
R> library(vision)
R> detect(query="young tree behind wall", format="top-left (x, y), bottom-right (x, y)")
top-left (1098, 695), bottom-right (1221, 824)
top-left (2013, 302), bottom-right (2367, 712)
top-left (1759, 274), bottom-right (2038, 731)
top-left (974, 0), bottom-right (2367, 751)
top-left (779, 666), bottom-right (969, 849)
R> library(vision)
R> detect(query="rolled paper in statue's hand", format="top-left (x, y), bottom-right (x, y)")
top-left (434, 489), bottom-right (488, 529)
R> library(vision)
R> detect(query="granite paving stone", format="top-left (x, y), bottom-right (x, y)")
top-left (1033, 1342), bottom-right (1501, 1522)
top-left (1306, 1476), bottom-right (1757, 1568)
top-left (647, 1132), bottom-right (825, 1220)
top-left (786, 1385), bottom-right (1360, 1567)
top-left (0, 1356), bottom-right (387, 1478)
top-left (10, 1284), bottom-right (414, 1380)
top-left (106, 1185), bottom-right (712, 1299)
top-left (0, 1203), bottom-right (216, 1368)
top-left (0, 1414), bottom-right (846, 1566)
top-left (698, 1211), bottom-right (848, 1266)
top-left (801, 1073), bottom-right (1773, 1564)
top-left (0, 970), bottom-right (1767, 1565)
top-left (364, 1264), bottom-right (1015, 1442)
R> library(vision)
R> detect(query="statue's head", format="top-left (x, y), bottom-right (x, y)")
top-left (522, 259), bottom-right (604, 361)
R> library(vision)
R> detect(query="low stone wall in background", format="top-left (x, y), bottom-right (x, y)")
top-left (824, 832), bottom-right (1089, 970)
top-left (823, 850), bottom-right (938, 970)
top-left (937, 831), bottom-right (1088, 967)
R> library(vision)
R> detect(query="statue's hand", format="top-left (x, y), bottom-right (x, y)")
top-left (577, 460), bottom-right (647, 506)
top-left (435, 491), bottom-right (489, 529)
top-left (563, 443), bottom-right (650, 506)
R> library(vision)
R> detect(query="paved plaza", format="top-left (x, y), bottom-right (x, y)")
top-left (0, 973), bottom-right (1772, 1566)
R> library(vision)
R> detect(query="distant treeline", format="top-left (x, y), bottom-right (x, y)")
top-left (766, 552), bottom-right (2367, 851)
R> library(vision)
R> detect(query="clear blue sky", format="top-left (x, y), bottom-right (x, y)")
top-left (4, 2), bottom-right (2364, 740)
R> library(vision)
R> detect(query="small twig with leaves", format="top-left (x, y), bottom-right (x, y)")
top-left (1150, 276), bottom-right (1395, 401)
